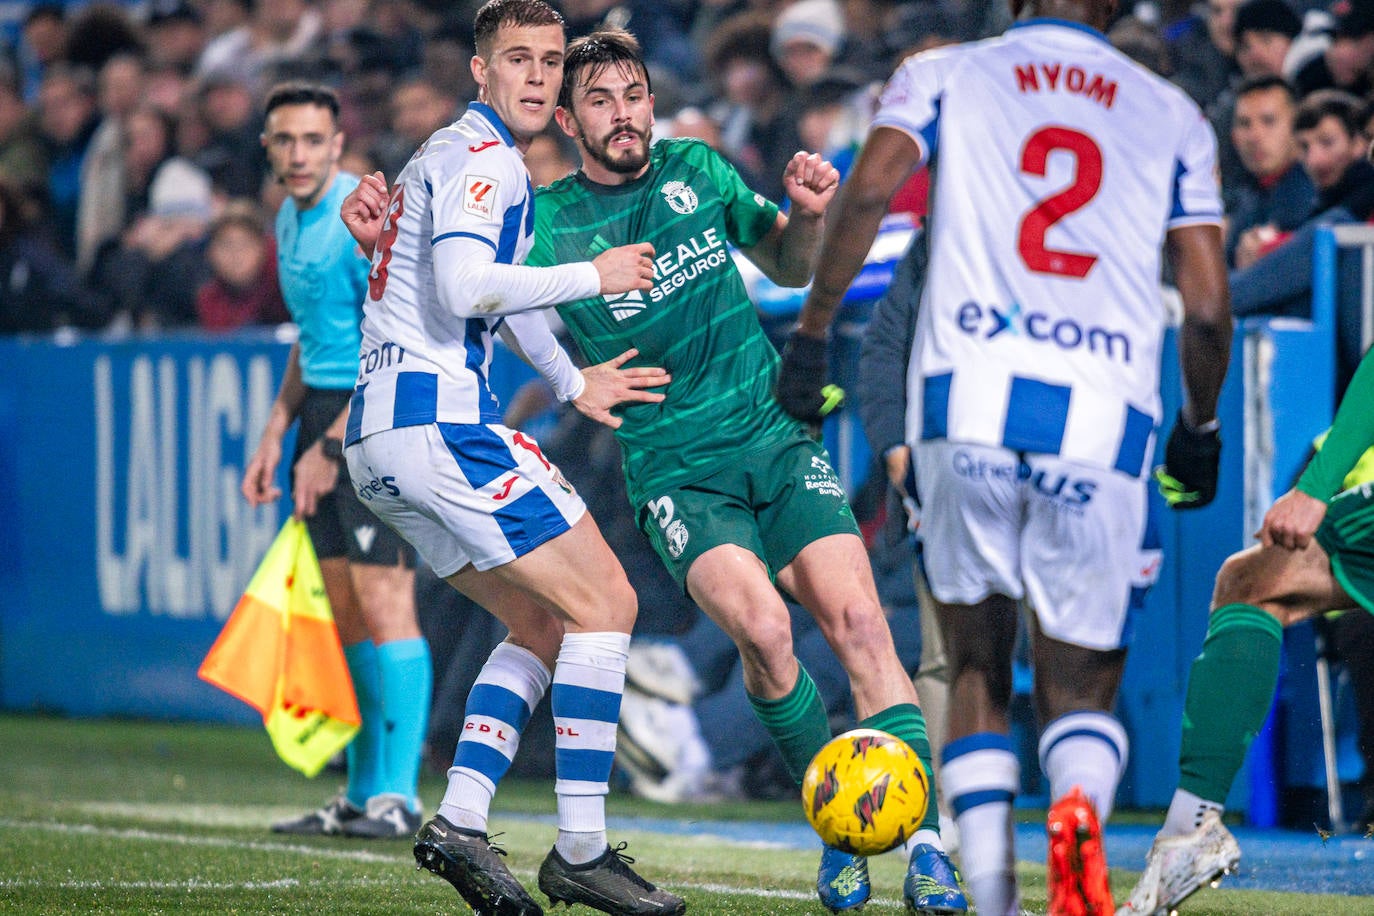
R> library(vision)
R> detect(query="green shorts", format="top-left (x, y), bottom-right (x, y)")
top-left (1316, 482), bottom-right (1374, 615)
top-left (636, 434), bottom-right (860, 589)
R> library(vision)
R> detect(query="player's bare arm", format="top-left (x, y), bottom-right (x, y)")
top-left (742, 151), bottom-right (841, 287)
top-left (340, 170), bottom-right (390, 258)
top-left (1168, 222), bottom-right (1233, 427)
top-left (1259, 488), bottom-right (1329, 550)
top-left (241, 343), bottom-right (308, 506)
top-left (573, 347), bottom-right (670, 430)
top-left (795, 128), bottom-right (920, 338)
top-left (1153, 222), bottom-right (1231, 509)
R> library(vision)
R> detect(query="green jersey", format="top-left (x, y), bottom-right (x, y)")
top-left (1300, 346), bottom-right (1374, 499)
top-left (530, 138), bottom-right (805, 507)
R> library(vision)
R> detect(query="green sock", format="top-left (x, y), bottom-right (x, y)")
top-left (1178, 603), bottom-right (1283, 803)
top-left (748, 665), bottom-right (833, 785)
top-left (861, 704), bottom-right (940, 835)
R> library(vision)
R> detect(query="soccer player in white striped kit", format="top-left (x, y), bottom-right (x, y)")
top-left (778, 0), bottom-right (1233, 912)
top-left (339, 1), bottom-right (683, 912)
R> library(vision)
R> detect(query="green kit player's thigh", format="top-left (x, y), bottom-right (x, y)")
top-left (1315, 482), bottom-right (1374, 615)
top-left (637, 434), bottom-right (859, 588)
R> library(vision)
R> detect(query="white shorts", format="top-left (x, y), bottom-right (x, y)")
top-left (345, 422), bottom-right (586, 577)
top-left (912, 440), bottom-right (1148, 651)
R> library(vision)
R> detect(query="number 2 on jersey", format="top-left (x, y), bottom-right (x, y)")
top-left (368, 185), bottom-right (406, 300)
top-left (1015, 126), bottom-right (1102, 279)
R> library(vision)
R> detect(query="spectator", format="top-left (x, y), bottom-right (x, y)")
top-left (1171, 0), bottom-right (1242, 107)
top-left (369, 77), bottom-right (457, 179)
top-left (93, 156), bottom-right (215, 329)
top-left (1212, 0), bottom-right (1303, 204)
top-left (1235, 0), bottom-right (1303, 76)
top-left (1231, 89), bottom-right (1373, 391)
top-left (1291, 0), bottom-right (1374, 97)
top-left (76, 51), bottom-right (147, 274)
top-left (771, 0), bottom-right (846, 90)
top-left (562, 0), bottom-right (701, 79)
top-left (195, 198), bottom-right (288, 331)
top-left (838, 0), bottom-right (952, 80)
top-left (1296, 88), bottom-right (1372, 213)
top-left (1110, 14), bottom-right (1175, 74)
top-left (62, 3), bottom-right (145, 75)
top-left (194, 71), bottom-right (265, 199)
top-left (703, 11), bottom-right (792, 198)
top-left (17, 5), bottom-right (67, 103)
top-left (199, 0), bottom-right (253, 45)
top-left (0, 178), bottom-right (104, 333)
top-left (36, 63), bottom-right (99, 260)
top-left (0, 62), bottom-right (47, 201)
top-left (196, 0), bottom-right (323, 93)
top-left (1227, 76), bottom-right (1316, 266)
top-left (145, 4), bottom-right (208, 76)
top-left (143, 61), bottom-right (192, 115)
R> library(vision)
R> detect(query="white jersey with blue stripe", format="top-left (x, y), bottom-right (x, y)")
top-left (348, 103), bottom-right (537, 442)
top-left (876, 19), bottom-right (1222, 477)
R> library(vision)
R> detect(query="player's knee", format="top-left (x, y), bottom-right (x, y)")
top-left (731, 611), bottom-right (794, 668)
top-left (595, 571), bottom-right (639, 633)
top-left (1212, 551), bottom-right (1264, 608)
top-left (507, 622), bottom-right (563, 669)
top-left (839, 598), bottom-right (892, 646)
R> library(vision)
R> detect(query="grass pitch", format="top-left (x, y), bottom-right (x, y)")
top-left (0, 714), bottom-right (1366, 914)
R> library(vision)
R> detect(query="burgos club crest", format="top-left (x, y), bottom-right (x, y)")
top-left (660, 181), bottom-right (697, 215)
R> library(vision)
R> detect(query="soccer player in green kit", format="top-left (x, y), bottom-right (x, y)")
top-left (530, 30), bottom-right (966, 915)
top-left (1121, 345), bottom-right (1374, 915)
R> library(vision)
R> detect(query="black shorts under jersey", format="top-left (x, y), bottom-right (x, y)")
top-left (293, 387), bottom-right (415, 567)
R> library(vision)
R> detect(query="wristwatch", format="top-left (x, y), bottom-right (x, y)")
top-left (320, 436), bottom-right (345, 462)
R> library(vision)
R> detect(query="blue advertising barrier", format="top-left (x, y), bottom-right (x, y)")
top-left (0, 330), bottom-right (536, 724)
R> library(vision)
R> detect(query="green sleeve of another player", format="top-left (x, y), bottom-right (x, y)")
top-left (528, 190), bottom-right (555, 268)
top-left (685, 140), bottom-right (779, 248)
top-left (1299, 347), bottom-right (1374, 500)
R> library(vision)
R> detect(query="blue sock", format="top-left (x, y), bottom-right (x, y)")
top-left (377, 636), bottom-right (432, 808)
top-left (344, 640), bottom-right (384, 807)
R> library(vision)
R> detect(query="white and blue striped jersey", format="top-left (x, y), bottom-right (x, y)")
top-left (346, 102), bottom-right (592, 444)
top-left (876, 19), bottom-right (1222, 476)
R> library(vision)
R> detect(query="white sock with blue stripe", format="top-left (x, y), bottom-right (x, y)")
top-left (1039, 711), bottom-right (1128, 822)
top-left (943, 733), bottom-right (1020, 916)
top-left (552, 631), bottom-right (630, 864)
top-left (438, 641), bottom-right (551, 833)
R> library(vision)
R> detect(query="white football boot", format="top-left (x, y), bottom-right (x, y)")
top-left (1116, 810), bottom-right (1241, 915)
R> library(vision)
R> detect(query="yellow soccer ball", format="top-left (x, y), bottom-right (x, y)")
top-left (801, 728), bottom-right (929, 855)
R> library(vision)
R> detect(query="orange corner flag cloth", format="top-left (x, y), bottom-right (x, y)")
top-left (198, 518), bottom-right (360, 776)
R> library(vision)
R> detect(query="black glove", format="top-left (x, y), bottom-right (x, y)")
top-left (1154, 410), bottom-right (1221, 509)
top-left (776, 330), bottom-right (832, 423)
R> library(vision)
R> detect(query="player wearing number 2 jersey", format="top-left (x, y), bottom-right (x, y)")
top-left (780, 0), bottom-right (1234, 913)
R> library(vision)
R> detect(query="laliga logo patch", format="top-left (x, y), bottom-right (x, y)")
top-left (660, 180), bottom-right (697, 215)
top-left (665, 519), bottom-right (689, 558)
top-left (463, 175), bottom-right (499, 219)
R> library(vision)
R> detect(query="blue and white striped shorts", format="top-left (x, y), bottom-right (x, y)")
top-left (345, 422), bottom-right (585, 577)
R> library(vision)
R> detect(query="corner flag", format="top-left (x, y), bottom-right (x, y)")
top-left (198, 518), bottom-right (360, 776)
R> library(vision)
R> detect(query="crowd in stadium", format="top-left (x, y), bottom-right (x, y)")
top-left (0, 0), bottom-right (1365, 339)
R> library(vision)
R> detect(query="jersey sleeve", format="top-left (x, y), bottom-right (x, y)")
top-left (1299, 346), bottom-right (1374, 499)
top-left (429, 147), bottom-right (527, 262)
top-left (869, 51), bottom-right (948, 167)
top-left (693, 142), bottom-right (779, 248)
top-left (1166, 109), bottom-right (1224, 230)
